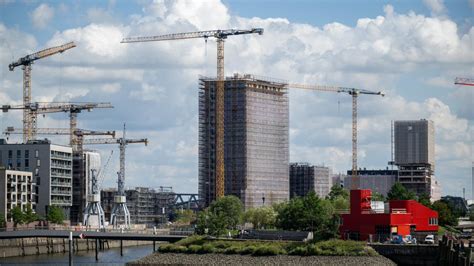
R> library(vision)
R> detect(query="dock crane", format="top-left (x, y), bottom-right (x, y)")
top-left (83, 124), bottom-right (148, 228)
top-left (1, 102), bottom-right (113, 145)
top-left (8, 42), bottom-right (76, 143)
top-left (121, 28), bottom-right (263, 200)
top-left (454, 77), bottom-right (474, 86)
top-left (287, 82), bottom-right (384, 189)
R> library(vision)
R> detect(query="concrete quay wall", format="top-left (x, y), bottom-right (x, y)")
top-left (0, 237), bottom-right (151, 258)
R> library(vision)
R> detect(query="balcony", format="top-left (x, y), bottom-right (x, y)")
top-left (50, 199), bottom-right (72, 205)
top-left (51, 181), bottom-right (72, 187)
top-left (51, 189), bottom-right (71, 196)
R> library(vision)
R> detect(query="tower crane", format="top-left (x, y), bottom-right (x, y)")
top-left (121, 28), bottom-right (263, 200)
top-left (454, 77), bottom-right (474, 86)
top-left (1, 102), bottom-right (113, 145)
top-left (83, 124), bottom-right (148, 228)
top-left (8, 42), bottom-right (76, 143)
top-left (287, 82), bottom-right (384, 189)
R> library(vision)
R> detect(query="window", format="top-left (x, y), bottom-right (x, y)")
top-left (25, 150), bottom-right (29, 158)
top-left (35, 168), bottom-right (39, 175)
top-left (16, 150), bottom-right (21, 158)
top-left (25, 159), bottom-right (29, 168)
top-left (8, 150), bottom-right (12, 158)
top-left (16, 159), bottom-right (21, 168)
top-left (36, 159), bottom-right (40, 167)
top-left (35, 150), bottom-right (39, 158)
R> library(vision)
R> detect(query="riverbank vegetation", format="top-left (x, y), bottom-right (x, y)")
top-left (158, 235), bottom-right (377, 256)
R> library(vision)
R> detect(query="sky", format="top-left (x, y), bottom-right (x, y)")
top-left (0, 0), bottom-right (472, 198)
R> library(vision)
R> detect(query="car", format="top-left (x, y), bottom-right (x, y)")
top-left (424, 234), bottom-right (435, 244)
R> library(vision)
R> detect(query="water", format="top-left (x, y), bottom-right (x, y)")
top-left (0, 245), bottom-right (153, 265)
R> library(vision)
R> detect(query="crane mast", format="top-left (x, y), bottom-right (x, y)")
top-left (82, 124), bottom-right (148, 228)
top-left (8, 42), bottom-right (76, 143)
top-left (288, 82), bottom-right (384, 189)
top-left (121, 28), bottom-right (263, 200)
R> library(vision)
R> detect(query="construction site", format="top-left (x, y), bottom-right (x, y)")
top-left (0, 25), bottom-right (470, 229)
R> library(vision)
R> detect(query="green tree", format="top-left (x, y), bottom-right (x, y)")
top-left (387, 182), bottom-right (416, 200)
top-left (23, 204), bottom-right (38, 224)
top-left (10, 206), bottom-right (24, 227)
top-left (47, 206), bottom-right (65, 224)
top-left (327, 184), bottom-right (349, 201)
top-left (331, 196), bottom-right (350, 210)
top-left (417, 193), bottom-right (431, 208)
top-left (175, 209), bottom-right (196, 225)
top-left (243, 206), bottom-right (277, 229)
top-left (195, 195), bottom-right (243, 236)
top-left (276, 192), bottom-right (338, 240)
top-left (0, 214), bottom-right (5, 229)
top-left (371, 192), bottom-right (385, 202)
top-left (431, 200), bottom-right (457, 226)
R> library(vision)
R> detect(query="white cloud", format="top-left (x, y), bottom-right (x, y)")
top-left (101, 83), bottom-right (121, 93)
top-left (30, 3), bottom-right (54, 29)
top-left (423, 0), bottom-right (446, 16)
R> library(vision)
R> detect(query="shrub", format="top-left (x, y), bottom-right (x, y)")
top-left (240, 245), bottom-right (257, 255)
top-left (288, 246), bottom-right (308, 256)
top-left (252, 244), bottom-right (285, 256)
top-left (224, 245), bottom-right (242, 254)
top-left (158, 244), bottom-right (174, 253)
top-left (201, 243), bottom-right (216, 253)
top-left (175, 235), bottom-right (206, 247)
top-left (187, 245), bottom-right (204, 254)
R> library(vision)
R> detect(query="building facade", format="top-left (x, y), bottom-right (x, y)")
top-left (71, 151), bottom-right (101, 224)
top-left (199, 74), bottom-right (289, 208)
top-left (394, 120), bottom-right (437, 198)
top-left (345, 169), bottom-right (398, 197)
top-left (0, 168), bottom-right (35, 221)
top-left (340, 189), bottom-right (438, 241)
top-left (290, 163), bottom-right (332, 198)
top-left (101, 187), bottom-right (175, 225)
top-left (0, 139), bottom-right (73, 218)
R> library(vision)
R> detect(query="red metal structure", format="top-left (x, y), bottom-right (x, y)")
top-left (340, 189), bottom-right (438, 241)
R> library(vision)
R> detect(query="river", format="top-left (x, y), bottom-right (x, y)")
top-left (0, 245), bottom-right (153, 265)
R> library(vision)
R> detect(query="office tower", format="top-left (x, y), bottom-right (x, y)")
top-left (394, 119), bottom-right (437, 198)
top-left (290, 163), bottom-right (332, 198)
top-left (199, 74), bottom-right (289, 208)
top-left (345, 169), bottom-right (398, 197)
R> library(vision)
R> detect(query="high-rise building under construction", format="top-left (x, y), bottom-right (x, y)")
top-left (394, 119), bottom-right (440, 200)
top-left (199, 74), bottom-right (289, 208)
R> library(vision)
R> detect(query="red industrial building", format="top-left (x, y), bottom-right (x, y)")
top-left (340, 189), bottom-right (438, 241)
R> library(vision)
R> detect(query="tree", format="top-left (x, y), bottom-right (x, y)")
top-left (276, 192), bottom-right (338, 240)
top-left (23, 204), bottom-right (38, 224)
top-left (431, 200), bottom-right (457, 226)
top-left (195, 195), bottom-right (243, 236)
top-left (10, 206), bottom-right (24, 227)
top-left (47, 206), bottom-right (65, 224)
top-left (371, 192), bottom-right (385, 202)
top-left (417, 193), bottom-right (431, 208)
top-left (175, 209), bottom-right (196, 225)
top-left (327, 184), bottom-right (349, 201)
top-left (387, 182), bottom-right (416, 201)
top-left (243, 206), bottom-right (277, 229)
top-left (0, 214), bottom-right (5, 229)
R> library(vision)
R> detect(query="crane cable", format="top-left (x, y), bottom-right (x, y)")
top-left (97, 150), bottom-right (114, 190)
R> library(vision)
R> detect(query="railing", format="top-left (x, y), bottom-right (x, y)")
top-left (50, 199), bottom-right (72, 205)
top-left (51, 181), bottom-right (72, 187)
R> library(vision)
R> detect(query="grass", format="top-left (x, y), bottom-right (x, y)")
top-left (158, 235), bottom-right (378, 257)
